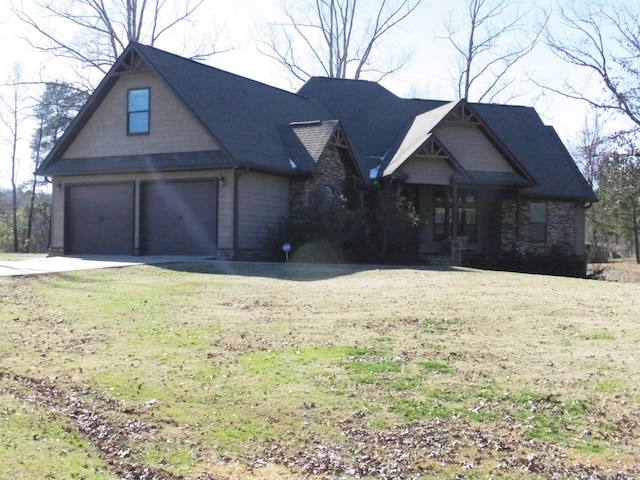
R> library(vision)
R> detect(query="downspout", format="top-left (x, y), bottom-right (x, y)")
top-left (233, 168), bottom-right (249, 258)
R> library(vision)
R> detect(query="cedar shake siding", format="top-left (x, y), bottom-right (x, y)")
top-left (403, 157), bottom-right (454, 185)
top-left (436, 123), bottom-right (515, 173)
top-left (63, 71), bottom-right (219, 159)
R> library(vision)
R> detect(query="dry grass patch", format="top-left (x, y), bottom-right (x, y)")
top-left (1, 262), bottom-right (640, 479)
top-left (593, 259), bottom-right (640, 283)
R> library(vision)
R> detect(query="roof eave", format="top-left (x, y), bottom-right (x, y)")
top-left (37, 45), bottom-right (142, 175)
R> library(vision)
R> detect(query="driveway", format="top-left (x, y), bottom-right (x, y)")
top-left (0, 255), bottom-right (208, 277)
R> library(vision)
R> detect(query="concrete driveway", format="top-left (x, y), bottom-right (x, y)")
top-left (0, 255), bottom-right (208, 277)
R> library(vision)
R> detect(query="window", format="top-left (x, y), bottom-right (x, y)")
top-left (433, 186), bottom-right (451, 240)
top-left (458, 207), bottom-right (477, 242)
top-left (457, 189), bottom-right (477, 242)
top-left (529, 202), bottom-right (547, 243)
top-left (432, 187), bottom-right (478, 242)
top-left (434, 206), bottom-right (449, 239)
top-left (127, 88), bottom-right (150, 135)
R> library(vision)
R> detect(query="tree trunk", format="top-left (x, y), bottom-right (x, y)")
top-left (633, 200), bottom-right (639, 264)
top-left (26, 127), bottom-right (44, 253)
top-left (11, 183), bottom-right (19, 253)
top-left (10, 90), bottom-right (20, 253)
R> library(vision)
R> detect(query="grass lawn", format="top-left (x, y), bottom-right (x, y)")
top-left (1, 261), bottom-right (639, 479)
top-left (0, 253), bottom-right (48, 261)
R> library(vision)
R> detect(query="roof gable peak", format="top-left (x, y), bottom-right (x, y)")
top-left (445, 101), bottom-right (481, 124)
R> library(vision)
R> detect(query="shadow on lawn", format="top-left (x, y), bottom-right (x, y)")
top-left (159, 260), bottom-right (463, 282)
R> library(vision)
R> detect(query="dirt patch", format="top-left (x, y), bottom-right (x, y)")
top-left (591, 261), bottom-right (640, 283)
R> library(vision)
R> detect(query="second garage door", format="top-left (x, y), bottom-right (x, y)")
top-left (140, 180), bottom-right (218, 255)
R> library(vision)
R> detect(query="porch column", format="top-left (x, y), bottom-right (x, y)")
top-left (133, 179), bottom-right (141, 255)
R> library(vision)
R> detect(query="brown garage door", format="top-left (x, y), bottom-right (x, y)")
top-left (140, 180), bottom-right (218, 255)
top-left (66, 183), bottom-right (135, 255)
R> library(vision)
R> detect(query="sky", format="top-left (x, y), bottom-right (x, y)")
top-left (0, 0), bottom-right (623, 188)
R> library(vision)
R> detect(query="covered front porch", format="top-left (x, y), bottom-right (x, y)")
top-left (401, 183), bottom-right (523, 261)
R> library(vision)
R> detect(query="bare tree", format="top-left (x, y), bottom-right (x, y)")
top-left (258, 0), bottom-right (423, 83)
top-left (545, 1), bottom-right (640, 131)
top-left (444, 0), bottom-right (547, 102)
top-left (0, 65), bottom-right (28, 252)
top-left (573, 111), bottom-right (608, 189)
top-left (11, 0), bottom-right (215, 81)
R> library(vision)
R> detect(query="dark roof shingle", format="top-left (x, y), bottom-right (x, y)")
top-left (39, 42), bottom-right (596, 202)
top-left (299, 77), bottom-right (596, 201)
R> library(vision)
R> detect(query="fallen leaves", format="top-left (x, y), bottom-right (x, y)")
top-left (0, 372), bottom-right (182, 480)
top-left (255, 414), bottom-right (640, 479)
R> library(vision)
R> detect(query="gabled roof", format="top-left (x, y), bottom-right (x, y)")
top-left (38, 43), bottom-right (339, 177)
top-left (471, 103), bottom-right (597, 201)
top-left (290, 120), bottom-right (340, 165)
top-left (39, 43), bottom-right (596, 203)
top-left (278, 120), bottom-right (364, 179)
top-left (382, 100), bottom-right (464, 177)
top-left (299, 77), bottom-right (597, 202)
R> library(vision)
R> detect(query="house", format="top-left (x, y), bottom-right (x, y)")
top-left (37, 42), bottom-right (597, 264)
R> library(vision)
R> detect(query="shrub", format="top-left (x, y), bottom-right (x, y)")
top-left (586, 244), bottom-right (609, 263)
top-left (463, 245), bottom-right (588, 278)
top-left (265, 182), bottom-right (420, 264)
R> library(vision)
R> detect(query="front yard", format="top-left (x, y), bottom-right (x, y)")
top-left (1, 260), bottom-right (639, 479)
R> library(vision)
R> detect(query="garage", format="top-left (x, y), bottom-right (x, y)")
top-left (140, 179), bottom-right (218, 255)
top-left (65, 183), bottom-right (135, 255)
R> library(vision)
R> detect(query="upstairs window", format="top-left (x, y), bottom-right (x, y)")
top-left (127, 88), bottom-right (150, 135)
top-left (529, 202), bottom-right (547, 243)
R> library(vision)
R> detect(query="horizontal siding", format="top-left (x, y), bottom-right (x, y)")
top-left (437, 123), bottom-right (514, 173)
top-left (238, 173), bottom-right (289, 250)
top-left (63, 71), bottom-right (218, 159)
top-left (403, 157), bottom-right (454, 185)
top-left (217, 171), bottom-right (234, 251)
top-left (49, 184), bottom-right (65, 254)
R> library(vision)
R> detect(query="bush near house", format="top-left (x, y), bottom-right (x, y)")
top-left (463, 244), bottom-right (588, 278)
top-left (267, 182), bottom-right (421, 264)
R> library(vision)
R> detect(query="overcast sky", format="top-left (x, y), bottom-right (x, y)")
top-left (0, 0), bottom-right (623, 188)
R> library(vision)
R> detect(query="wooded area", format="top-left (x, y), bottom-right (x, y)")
top-left (0, 187), bottom-right (50, 253)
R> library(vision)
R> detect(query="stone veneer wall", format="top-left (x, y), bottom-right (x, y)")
top-left (500, 199), bottom-right (518, 249)
top-left (290, 145), bottom-right (347, 223)
top-left (547, 202), bottom-right (577, 248)
top-left (501, 198), bottom-right (578, 253)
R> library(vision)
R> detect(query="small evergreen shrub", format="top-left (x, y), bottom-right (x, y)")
top-left (463, 244), bottom-right (588, 278)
